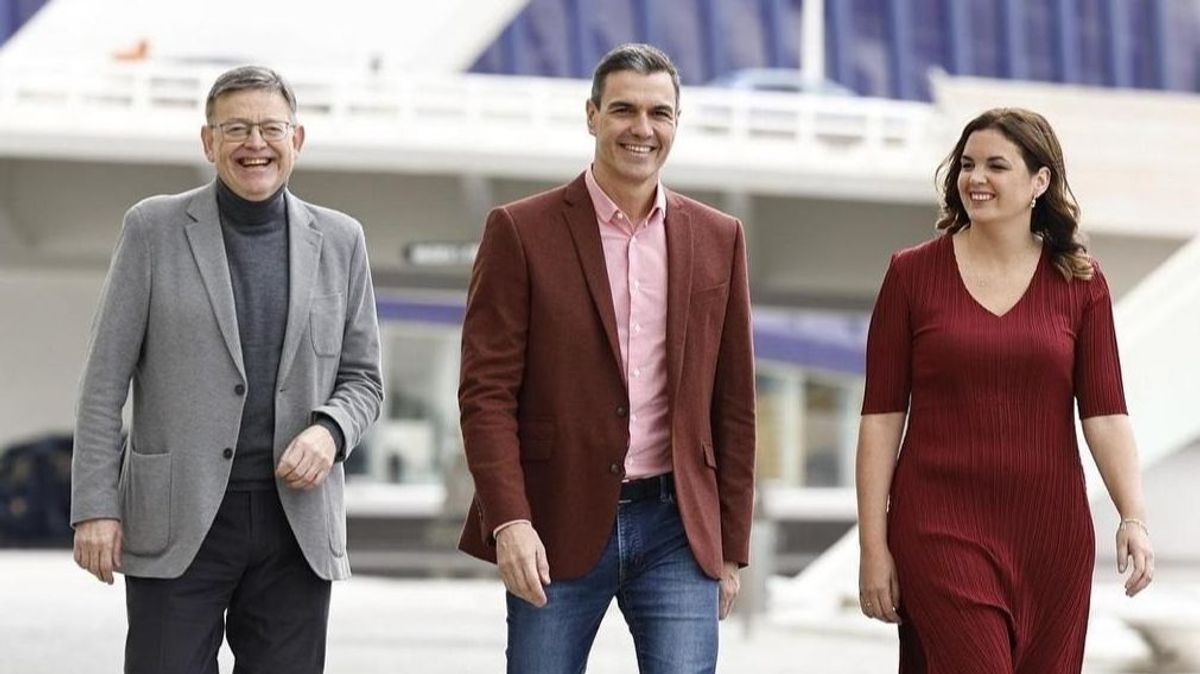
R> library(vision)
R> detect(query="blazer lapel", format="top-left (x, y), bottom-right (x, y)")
top-left (275, 190), bottom-right (324, 388)
top-left (185, 184), bottom-right (245, 379)
top-left (664, 191), bottom-right (693, 406)
top-left (562, 176), bottom-right (625, 386)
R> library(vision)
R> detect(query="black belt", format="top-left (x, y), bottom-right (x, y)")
top-left (619, 473), bottom-right (674, 502)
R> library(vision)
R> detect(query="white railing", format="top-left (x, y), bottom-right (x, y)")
top-left (0, 61), bottom-right (939, 196)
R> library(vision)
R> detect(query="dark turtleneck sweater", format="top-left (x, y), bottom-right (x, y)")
top-left (217, 179), bottom-right (290, 490)
top-left (216, 180), bottom-right (348, 491)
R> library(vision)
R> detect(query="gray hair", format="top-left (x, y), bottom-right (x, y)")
top-left (204, 65), bottom-right (298, 123)
top-left (590, 43), bottom-right (680, 109)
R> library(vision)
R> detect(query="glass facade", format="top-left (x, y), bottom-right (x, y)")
top-left (472, 0), bottom-right (1200, 98)
top-left (360, 297), bottom-right (869, 493)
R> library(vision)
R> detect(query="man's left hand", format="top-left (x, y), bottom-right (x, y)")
top-left (719, 561), bottom-right (740, 620)
top-left (276, 424), bottom-right (336, 490)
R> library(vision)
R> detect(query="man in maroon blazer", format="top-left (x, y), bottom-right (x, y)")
top-left (458, 43), bottom-right (756, 672)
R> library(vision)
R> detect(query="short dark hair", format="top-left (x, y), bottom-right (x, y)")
top-left (204, 65), bottom-right (298, 123)
top-left (590, 43), bottom-right (680, 109)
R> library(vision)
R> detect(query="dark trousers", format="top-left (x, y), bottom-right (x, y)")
top-left (125, 489), bottom-right (331, 674)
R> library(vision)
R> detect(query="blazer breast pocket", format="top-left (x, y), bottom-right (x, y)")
top-left (310, 293), bottom-right (346, 357)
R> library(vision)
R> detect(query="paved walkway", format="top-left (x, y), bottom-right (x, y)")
top-left (0, 551), bottom-right (1179, 673)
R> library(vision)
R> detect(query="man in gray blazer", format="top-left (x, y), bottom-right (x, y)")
top-left (70, 65), bottom-right (383, 673)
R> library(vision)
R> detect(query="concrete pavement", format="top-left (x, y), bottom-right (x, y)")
top-left (0, 550), bottom-right (1178, 673)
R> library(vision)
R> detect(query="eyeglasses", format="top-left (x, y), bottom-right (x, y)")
top-left (211, 120), bottom-right (294, 142)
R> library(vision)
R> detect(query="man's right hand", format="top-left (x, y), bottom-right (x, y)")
top-left (496, 522), bottom-right (551, 607)
top-left (73, 518), bottom-right (123, 585)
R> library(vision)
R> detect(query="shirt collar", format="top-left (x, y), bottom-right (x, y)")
top-left (584, 166), bottom-right (667, 227)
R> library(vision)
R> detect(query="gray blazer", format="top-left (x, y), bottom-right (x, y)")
top-left (70, 182), bottom-right (383, 581)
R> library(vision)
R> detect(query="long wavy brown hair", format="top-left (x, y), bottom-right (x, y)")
top-left (935, 108), bottom-right (1092, 281)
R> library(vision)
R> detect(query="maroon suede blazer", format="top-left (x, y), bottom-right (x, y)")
top-left (457, 173), bottom-right (756, 581)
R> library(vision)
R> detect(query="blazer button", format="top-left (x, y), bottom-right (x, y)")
top-left (234, 384), bottom-right (246, 396)
top-left (609, 462), bottom-right (622, 475)
top-left (222, 447), bottom-right (234, 459)
top-left (615, 405), bottom-right (628, 417)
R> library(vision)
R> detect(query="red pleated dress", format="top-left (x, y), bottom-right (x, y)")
top-left (862, 234), bottom-right (1127, 673)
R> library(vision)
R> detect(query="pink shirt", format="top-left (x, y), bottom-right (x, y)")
top-left (585, 168), bottom-right (672, 480)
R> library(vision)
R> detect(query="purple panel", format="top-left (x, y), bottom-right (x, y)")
top-left (851, 0), bottom-right (891, 96)
top-left (375, 298), bottom-right (869, 375)
top-left (1077, 0), bottom-right (1109, 86)
top-left (966, 0), bottom-right (1004, 78)
top-left (911, 0), bottom-right (948, 88)
top-left (1025, 0), bottom-right (1057, 82)
top-left (720, 0), bottom-right (771, 73)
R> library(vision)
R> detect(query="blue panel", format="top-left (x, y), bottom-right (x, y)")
top-left (1055, 0), bottom-right (1081, 83)
top-left (697, 0), bottom-right (725, 81)
top-left (1164, 0), bottom-right (1200, 92)
top-left (761, 0), bottom-right (795, 68)
top-left (653, 0), bottom-right (706, 85)
top-left (467, 0), bottom-right (1188, 96)
top-left (1077, 0), bottom-right (1109, 86)
top-left (0, 0), bottom-right (14, 45)
top-left (1101, 0), bottom-right (1131, 87)
top-left (633, 0), bottom-right (656, 45)
top-left (1024, 0), bottom-right (1057, 81)
top-left (1000, 0), bottom-right (1028, 79)
top-left (722, 0), bottom-right (772, 72)
top-left (588, 0), bottom-right (638, 72)
top-left (536, 0), bottom-right (577, 77)
top-left (944, 0), bottom-right (973, 75)
top-left (566, 0), bottom-right (588, 78)
top-left (885, 0), bottom-right (916, 99)
top-left (1128, 2), bottom-right (1157, 88)
top-left (968, 0), bottom-right (1004, 77)
top-left (14, 0), bottom-right (41, 23)
top-left (827, 0), bottom-right (857, 89)
top-left (376, 298), bottom-right (465, 326)
top-left (375, 297), bottom-right (870, 375)
top-left (908, 0), bottom-right (945, 100)
top-left (852, 0), bottom-right (891, 96)
top-left (1148, 0), bottom-right (1169, 88)
top-left (506, 15), bottom-right (530, 75)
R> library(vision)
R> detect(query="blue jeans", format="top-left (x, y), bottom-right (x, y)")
top-left (506, 486), bottom-right (719, 674)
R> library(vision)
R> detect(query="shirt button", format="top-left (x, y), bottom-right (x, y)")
top-left (631, 413), bottom-right (639, 422)
top-left (634, 281), bottom-right (642, 291)
top-left (633, 368), bottom-right (641, 378)
top-left (222, 447), bottom-right (233, 459)
top-left (234, 384), bottom-right (246, 396)
top-left (633, 323), bottom-right (642, 333)
top-left (631, 235), bottom-right (638, 244)
top-left (615, 405), bottom-right (628, 417)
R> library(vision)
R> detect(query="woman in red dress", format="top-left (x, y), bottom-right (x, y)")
top-left (855, 108), bottom-right (1155, 673)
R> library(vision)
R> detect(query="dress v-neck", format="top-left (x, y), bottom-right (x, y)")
top-left (948, 233), bottom-right (1045, 319)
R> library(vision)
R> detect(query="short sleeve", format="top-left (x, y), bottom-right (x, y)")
top-left (1075, 266), bottom-right (1127, 418)
top-left (862, 253), bottom-right (912, 414)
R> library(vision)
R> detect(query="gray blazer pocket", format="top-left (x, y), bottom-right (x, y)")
top-left (120, 451), bottom-right (172, 555)
top-left (310, 293), bottom-right (346, 357)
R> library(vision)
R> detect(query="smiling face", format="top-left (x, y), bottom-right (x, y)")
top-left (586, 69), bottom-right (677, 191)
top-left (201, 88), bottom-right (304, 202)
top-left (957, 128), bottom-right (1049, 227)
